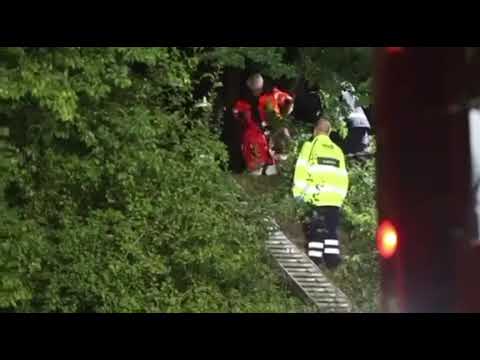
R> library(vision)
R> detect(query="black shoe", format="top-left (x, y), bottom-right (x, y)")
top-left (324, 257), bottom-right (342, 270)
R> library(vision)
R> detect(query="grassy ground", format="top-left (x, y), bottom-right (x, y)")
top-left (233, 174), bottom-right (306, 248)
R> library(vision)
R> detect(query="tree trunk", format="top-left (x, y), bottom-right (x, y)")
top-left (220, 67), bottom-right (245, 173)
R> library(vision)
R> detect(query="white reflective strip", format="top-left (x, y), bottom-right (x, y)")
top-left (308, 242), bottom-right (324, 249)
top-left (324, 248), bottom-right (340, 255)
top-left (322, 185), bottom-right (348, 197)
top-left (304, 185), bottom-right (347, 197)
top-left (324, 239), bottom-right (339, 246)
top-left (294, 180), bottom-right (308, 190)
top-left (296, 159), bottom-right (309, 167)
top-left (308, 250), bottom-right (323, 258)
top-left (309, 164), bottom-right (348, 176)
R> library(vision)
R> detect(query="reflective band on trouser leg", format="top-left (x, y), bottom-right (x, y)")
top-left (324, 239), bottom-right (339, 246)
top-left (323, 240), bottom-right (341, 269)
top-left (323, 239), bottom-right (340, 255)
top-left (308, 250), bottom-right (323, 258)
top-left (308, 242), bottom-right (324, 261)
top-left (308, 242), bottom-right (324, 250)
top-left (324, 248), bottom-right (340, 254)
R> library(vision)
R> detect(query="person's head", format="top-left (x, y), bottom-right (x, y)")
top-left (314, 117), bottom-right (332, 137)
top-left (246, 73), bottom-right (264, 97)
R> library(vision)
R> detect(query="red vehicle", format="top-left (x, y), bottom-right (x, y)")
top-left (375, 47), bottom-right (480, 312)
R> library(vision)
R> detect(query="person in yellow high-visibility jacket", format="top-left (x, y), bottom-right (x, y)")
top-left (293, 118), bottom-right (349, 269)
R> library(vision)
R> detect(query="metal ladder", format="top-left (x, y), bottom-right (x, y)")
top-left (267, 223), bottom-right (352, 313)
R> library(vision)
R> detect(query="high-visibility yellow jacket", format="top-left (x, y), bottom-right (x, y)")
top-left (292, 134), bottom-right (349, 207)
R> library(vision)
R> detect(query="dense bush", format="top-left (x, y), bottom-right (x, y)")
top-left (203, 47), bottom-right (297, 80)
top-left (329, 158), bottom-right (379, 312)
top-left (1, 127), bottom-right (302, 311)
top-left (0, 47), bottom-right (304, 312)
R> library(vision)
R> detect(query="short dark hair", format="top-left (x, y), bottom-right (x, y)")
top-left (315, 117), bottom-right (332, 134)
top-left (316, 115), bottom-right (331, 126)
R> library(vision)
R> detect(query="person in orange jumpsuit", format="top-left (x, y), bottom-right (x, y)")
top-left (259, 87), bottom-right (294, 161)
top-left (260, 87), bottom-right (294, 121)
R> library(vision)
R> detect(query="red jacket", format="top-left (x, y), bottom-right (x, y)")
top-left (232, 99), bottom-right (258, 129)
top-left (233, 98), bottom-right (274, 171)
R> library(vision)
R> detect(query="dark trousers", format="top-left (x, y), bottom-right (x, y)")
top-left (305, 206), bottom-right (342, 269)
top-left (344, 127), bottom-right (370, 155)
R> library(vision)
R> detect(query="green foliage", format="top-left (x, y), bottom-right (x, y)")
top-left (328, 157), bottom-right (379, 312)
top-left (301, 47), bottom-right (372, 101)
top-left (204, 47), bottom-right (297, 79)
top-left (0, 47), bottom-right (304, 312)
top-left (300, 47), bottom-right (373, 139)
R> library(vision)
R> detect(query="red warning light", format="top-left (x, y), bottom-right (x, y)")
top-left (386, 47), bottom-right (405, 55)
top-left (377, 220), bottom-right (398, 259)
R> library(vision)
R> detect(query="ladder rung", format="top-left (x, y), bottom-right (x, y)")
top-left (262, 216), bottom-right (352, 312)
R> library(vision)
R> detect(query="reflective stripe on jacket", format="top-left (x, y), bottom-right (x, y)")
top-left (293, 134), bottom-right (349, 207)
